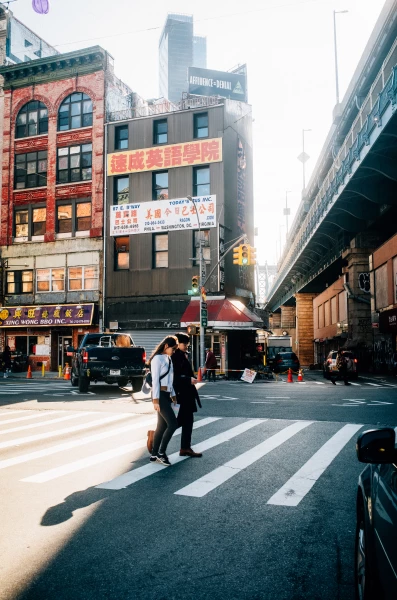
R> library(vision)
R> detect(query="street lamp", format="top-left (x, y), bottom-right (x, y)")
top-left (186, 195), bottom-right (205, 375)
top-left (297, 128), bottom-right (311, 192)
top-left (333, 9), bottom-right (348, 106)
top-left (283, 190), bottom-right (291, 237)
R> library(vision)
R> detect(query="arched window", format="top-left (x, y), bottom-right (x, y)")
top-left (58, 93), bottom-right (93, 131)
top-left (15, 101), bottom-right (48, 138)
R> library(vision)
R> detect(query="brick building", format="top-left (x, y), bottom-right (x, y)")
top-left (0, 46), bottom-right (131, 371)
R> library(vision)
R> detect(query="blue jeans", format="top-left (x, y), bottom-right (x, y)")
top-left (152, 391), bottom-right (178, 455)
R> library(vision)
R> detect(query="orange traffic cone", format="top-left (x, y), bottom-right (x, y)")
top-left (297, 369), bottom-right (303, 382)
top-left (197, 367), bottom-right (203, 382)
top-left (287, 368), bottom-right (294, 383)
top-left (64, 364), bottom-right (71, 380)
top-left (26, 365), bottom-right (32, 379)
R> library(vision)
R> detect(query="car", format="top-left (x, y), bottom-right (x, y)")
top-left (355, 427), bottom-right (397, 600)
top-left (323, 350), bottom-right (358, 380)
top-left (273, 351), bottom-right (300, 374)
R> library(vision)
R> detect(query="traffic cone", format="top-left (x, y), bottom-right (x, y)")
top-left (287, 368), bottom-right (293, 383)
top-left (297, 369), bottom-right (303, 382)
top-left (26, 365), bottom-right (32, 379)
top-left (64, 364), bottom-right (71, 380)
top-left (197, 367), bottom-right (203, 382)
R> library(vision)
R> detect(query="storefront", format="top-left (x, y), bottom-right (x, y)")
top-left (376, 307), bottom-right (397, 372)
top-left (0, 303), bottom-right (98, 371)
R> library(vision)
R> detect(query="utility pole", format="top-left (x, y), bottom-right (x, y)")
top-left (284, 190), bottom-right (291, 238)
top-left (187, 195), bottom-right (205, 374)
top-left (333, 9), bottom-right (348, 106)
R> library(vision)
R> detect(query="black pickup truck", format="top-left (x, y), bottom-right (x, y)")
top-left (68, 333), bottom-right (146, 393)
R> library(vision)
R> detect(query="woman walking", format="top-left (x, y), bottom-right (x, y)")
top-left (148, 336), bottom-right (179, 466)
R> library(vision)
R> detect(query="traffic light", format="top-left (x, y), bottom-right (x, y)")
top-left (233, 246), bottom-right (241, 265)
top-left (249, 247), bottom-right (257, 265)
top-left (187, 324), bottom-right (197, 335)
top-left (241, 244), bottom-right (249, 265)
top-left (191, 275), bottom-right (199, 294)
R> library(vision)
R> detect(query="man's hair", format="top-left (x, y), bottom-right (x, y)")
top-left (175, 332), bottom-right (190, 344)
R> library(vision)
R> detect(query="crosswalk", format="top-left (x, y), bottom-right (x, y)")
top-left (0, 380), bottom-right (77, 396)
top-left (0, 407), bottom-right (371, 507)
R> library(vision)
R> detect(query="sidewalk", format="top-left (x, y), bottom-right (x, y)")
top-left (1, 371), bottom-right (63, 380)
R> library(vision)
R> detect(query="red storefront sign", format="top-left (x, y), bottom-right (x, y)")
top-left (0, 304), bottom-right (94, 327)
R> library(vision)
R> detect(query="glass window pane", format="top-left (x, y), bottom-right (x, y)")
top-left (82, 153), bottom-right (92, 167)
top-left (58, 156), bottom-right (68, 170)
top-left (40, 109), bottom-right (48, 119)
top-left (81, 168), bottom-right (92, 181)
top-left (69, 278), bottom-right (82, 290)
top-left (70, 155), bottom-right (81, 168)
top-left (16, 211), bottom-right (28, 224)
top-left (58, 205), bottom-right (72, 219)
top-left (27, 161), bottom-right (36, 174)
top-left (59, 103), bottom-right (69, 113)
top-left (156, 252), bottom-right (168, 268)
top-left (28, 124), bottom-right (37, 136)
top-left (155, 172), bottom-right (168, 188)
top-left (22, 281), bottom-right (33, 293)
top-left (71, 116), bottom-right (81, 129)
top-left (77, 202), bottom-right (91, 217)
top-left (7, 272), bottom-right (15, 282)
top-left (16, 154), bottom-right (26, 163)
top-left (82, 114), bottom-right (92, 127)
top-left (117, 254), bottom-right (129, 269)
top-left (71, 102), bottom-right (81, 116)
top-left (71, 93), bottom-right (82, 102)
top-left (70, 146), bottom-right (80, 154)
top-left (58, 170), bottom-right (68, 183)
top-left (38, 151), bottom-right (47, 160)
top-left (33, 221), bottom-right (46, 236)
top-left (82, 144), bottom-right (92, 152)
top-left (28, 112), bottom-right (38, 123)
top-left (155, 234), bottom-right (168, 251)
top-left (58, 148), bottom-right (68, 156)
top-left (16, 224), bottom-right (28, 237)
top-left (84, 278), bottom-right (98, 290)
top-left (84, 266), bottom-right (97, 279)
top-left (38, 159), bottom-right (47, 173)
top-left (115, 237), bottom-right (129, 252)
top-left (195, 168), bottom-right (210, 184)
top-left (58, 219), bottom-right (72, 233)
top-left (33, 208), bottom-right (46, 222)
top-left (27, 152), bottom-right (36, 161)
top-left (17, 113), bottom-right (27, 125)
top-left (77, 216), bottom-right (91, 231)
top-left (22, 271), bottom-right (33, 282)
top-left (83, 100), bottom-right (92, 114)
top-left (70, 169), bottom-right (81, 182)
top-left (8, 283), bottom-right (15, 293)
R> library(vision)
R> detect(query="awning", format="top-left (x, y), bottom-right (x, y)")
top-left (180, 296), bottom-right (263, 330)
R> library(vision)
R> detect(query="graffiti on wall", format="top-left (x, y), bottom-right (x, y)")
top-left (358, 272), bottom-right (371, 293)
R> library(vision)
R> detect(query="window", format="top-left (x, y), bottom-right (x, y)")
top-left (15, 101), bottom-right (48, 138)
top-left (58, 93), bottom-right (93, 131)
top-left (115, 236), bottom-right (129, 270)
top-left (36, 268), bottom-right (65, 292)
top-left (152, 171), bottom-right (168, 200)
top-left (68, 266), bottom-right (99, 290)
top-left (194, 230), bottom-right (211, 265)
top-left (6, 271), bottom-right (33, 294)
top-left (56, 199), bottom-right (92, 236)
top-left (14, 206), bottom-right (46, 240)
top-left (153, 119), bottom-right (168, 144)
top-left (194, 112), bottom-right (208, 138)
top-left (115, 125), bottom-right (128, 150)
top-left (193, 166), bottom-right (210, 196)
top-left (57, 144), bottom-right (92, 184)
top-left (24, 39), bottom-right (33, 47)
top-left (114, 176), bottom-right (129, 205)
top-left (154, 233), bottom-right (168, 268)
top-left (15, 151), bottom-right (47, 189)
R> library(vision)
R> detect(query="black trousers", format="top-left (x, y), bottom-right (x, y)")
top-left (152, 391), bottom-right (178, 455)
top-left (177, 410), bottom-right (194, 449)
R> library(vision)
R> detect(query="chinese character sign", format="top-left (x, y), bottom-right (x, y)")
top-left (110, 195), bottom-right (216, 236)
top-left (108, 139), bottom-right (222, 176)
top-left (0, 305), bottom-right (94, 327)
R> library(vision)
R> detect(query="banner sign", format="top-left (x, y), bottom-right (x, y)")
top-left (0, 304), bottom-right (94, 328)
top-left (219, 224), bottom-right (225, 292)
top-left (188, 67), bottom-right (247, 102)
top-left (110, 195), bottom-right (216, 236)
top-left (108, 138), bottom-right (222, 176)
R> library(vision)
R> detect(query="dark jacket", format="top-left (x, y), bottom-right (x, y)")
top-left (205, 350), bottom-right (217, 369)
top-left (2, 348), bottom-right (11, 369)
top-left (172, 349), bottom-right (201, 415)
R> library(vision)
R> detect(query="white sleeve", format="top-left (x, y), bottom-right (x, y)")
top-left (169, 361), bottom-right (175, 397)
top-left (151, 355), bottom-right (161, 400)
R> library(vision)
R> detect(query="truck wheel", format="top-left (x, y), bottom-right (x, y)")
top-left (71, 372), bottom-right (78, 387)
top-left (117, 378), bottom-right (129, 387)
top-left (78, 374), bottom-right (90, 393)
top-left (132, 377), bottom-right (144, 393)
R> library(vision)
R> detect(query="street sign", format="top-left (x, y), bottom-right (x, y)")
top-left (202, 302), bottom-right (207, 309)
top-left (201, 318), bottom-right (208, 327)
top-left (201, 263), bottom-right (207, 280)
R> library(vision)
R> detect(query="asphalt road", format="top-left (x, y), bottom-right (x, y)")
top-left (1, 372), bottom-right (396, 600)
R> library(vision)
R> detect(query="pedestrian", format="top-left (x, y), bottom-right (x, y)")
top-left (172, 332), bottom-right (202, 458)
top-left (1, 345), bottom-right (11, 378)
top-left (147, 336), bottom-right (179, 466)
top-left (331, 349), bottom-right (349, 386)
top-left (205, 347), bottom-right (217, 382)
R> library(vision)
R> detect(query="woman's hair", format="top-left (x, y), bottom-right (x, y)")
top-left (115, 334), bottom-right (131, 347)
top-left (148, 335), bottom-right (178, 364)
top-left (174, 332), bottom-right (190, 344)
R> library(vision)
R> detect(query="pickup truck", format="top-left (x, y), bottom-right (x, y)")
top-left (68, 333), bottom-right (146, 393)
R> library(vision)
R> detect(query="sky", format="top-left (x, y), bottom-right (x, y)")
top-left (9, 0), bottom-right (386, 265)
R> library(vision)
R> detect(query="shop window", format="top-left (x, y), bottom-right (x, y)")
top-left (153, 119), bottom-right (168, 144)
top-left (6, 270), bottom-right (33, 294)
top-left (68, 265), bottom-right (99, 290)
top-left (58, 93), bottom-right (93, 131)
top-left (194, 112), bottom-right (208, 139)
top-left (57, 144), bottom-right (92, 184)
top-left (13, 336), bottom-right (38, 356)
top-left (193, 230), bottom-right (211, 266)
top-left (153, 233), bottom-right (168, 268)
top-left (14, 205), bottom-right (46, 240)
top-left (115, 125), bottom-right (128, 150)
top-left (115, 236), bottom-right (129, 270)
top-left (56, 199), bottom-right (91, 236)
top-left (152, 171), bottom-right (168, 200)
top-left (15, 101), bottom-right (48, 139)
top-left (114, 176), bottom-right (129, 205)
top-left (36, 268), bottom-right (65, 292)
top-left (193, 166), bottom-right (210, 197)
top-left (14, 151), bottom-right (47, 189)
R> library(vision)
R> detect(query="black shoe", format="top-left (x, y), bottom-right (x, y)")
top-left (156, 453), bottom-right (171, 466)
top-left (331, 380), bottom-right (336, 385)
top-left (344, 382), bottom-right (350, 385)
top-left (149, 455), bottom-right (157, 463)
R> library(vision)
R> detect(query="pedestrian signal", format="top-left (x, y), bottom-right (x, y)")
top-left (249, 247), bottom-right (257, 265)
top-left (241, 245), bottom-right (249, 265)
top-left (187, 324), bottom-right (197, 335)
top-left (191, 275), bottom-right (199, 294)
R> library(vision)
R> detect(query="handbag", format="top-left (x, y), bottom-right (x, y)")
top-left (142, 358), bottom-right (171, 390)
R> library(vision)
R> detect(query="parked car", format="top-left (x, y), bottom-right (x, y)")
top-left (355, 427), bottom-right (397, 600)
top-left (68, 333), bottom-right (146, 393)
top-left (273, 351), bottom-right (300, 373)
top-left (323, 350), bottom-right (358, 379)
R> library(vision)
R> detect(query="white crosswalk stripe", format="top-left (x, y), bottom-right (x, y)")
top-left (0, 410), bottom-right (66, 425)
top-left (0, 411), bottom-right (93, 435)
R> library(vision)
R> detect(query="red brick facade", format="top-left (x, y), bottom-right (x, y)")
top-left (1, 71), bottom-right (105, 246)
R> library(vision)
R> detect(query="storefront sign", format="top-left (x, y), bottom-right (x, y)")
top-left (107, 138), bottom-right (222, 176)
top-left (0, 304), bottom-right (94, 328)
top-left (219, 224), bottom-right (225, 292)
top-left (188, 67), bottom-right (248, 102)
top-left (110, 195), bottom-right (216, 236)
top-left (379, 308), bottom-right (397, 332)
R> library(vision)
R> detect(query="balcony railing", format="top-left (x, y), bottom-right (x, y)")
top-left (107, 95), bottom-right (224, 123)
top-left (268, 37), bottom-right (397, 306)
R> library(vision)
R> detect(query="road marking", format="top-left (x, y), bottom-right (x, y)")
top-left (0, 392), bottom-right (20, 395)
top-left (0, 410), bottom-right (33, 416)
top-left (267, 424), bottom-right (363, 506)
top-left (314, 382), bottom-right (325, 385)
top-left (0, 413), bottom-right (136, 450)
top-left (0, 412), bottom-right (94, 435)
top-left (381, 383), bottom-right (397, 388)
top-left (349, 382), bottom-right (361, 386)
top-left (266, 397), bottom-right (290, 399)
top-left (24, 417), bottom-right (221, 484)
top-left (97, 419), bottom-right (262, 490)
top-left (370, 400), bottom-right (393, 405)
top-left (174, 421), bottom-right (312, 498)
top-left (0, 410), bottom-right (66, 425)
top-left (366, 383), bottom-right (382, 387)
top-left (251, 402), bottom-right (275, 404)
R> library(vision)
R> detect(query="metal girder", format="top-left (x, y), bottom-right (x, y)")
top-left (361, 152), bottom-right (397, 182)
top-left (344, 176), bottom-right (397, 205)
top-left (324, 211), bottom-right (366, 233)
top-left (334, 198), bottom-right (380, 221)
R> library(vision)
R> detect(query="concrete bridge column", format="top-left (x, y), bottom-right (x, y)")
top-left (295, 293), bottom-right (317, 366)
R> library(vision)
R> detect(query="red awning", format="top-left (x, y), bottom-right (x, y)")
top-left (180, 297), bottom-right (262, 330)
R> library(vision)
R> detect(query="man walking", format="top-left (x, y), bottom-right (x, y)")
top-left (205, 347), bottom-right (217, 382)
top-left (331, 349), bottom-right (349, 386)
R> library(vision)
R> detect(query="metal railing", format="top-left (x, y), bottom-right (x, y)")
top-left (268, 38), bottom-right (397, 306)
top-left (107, 95), bottom-right (224, 123)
